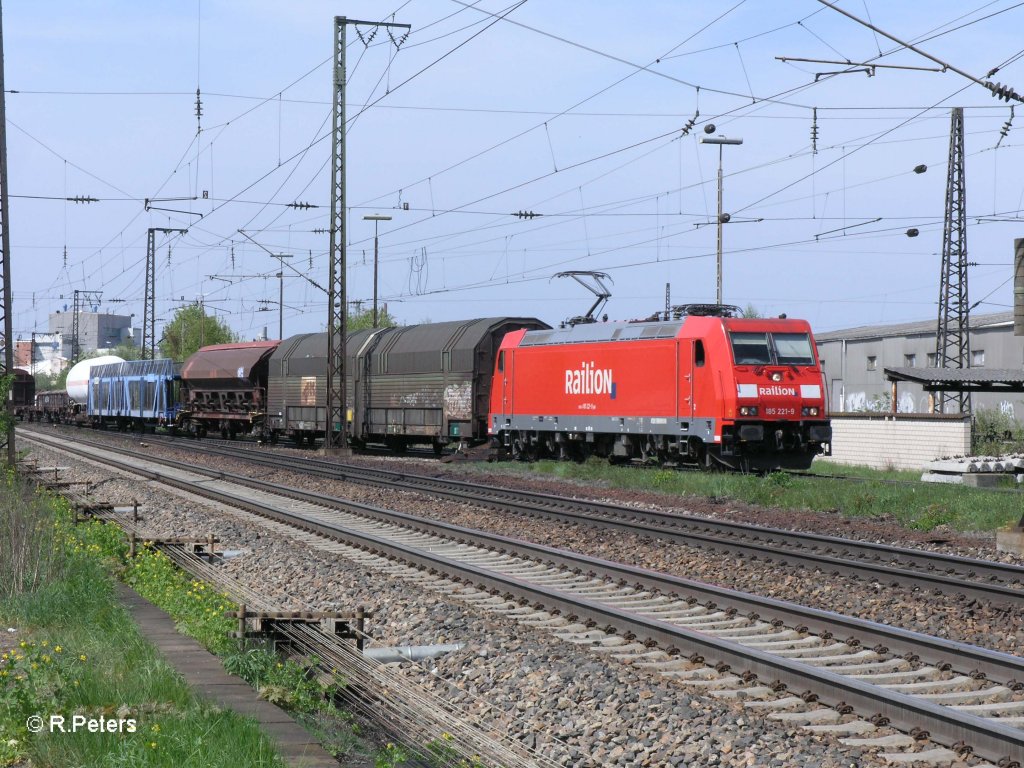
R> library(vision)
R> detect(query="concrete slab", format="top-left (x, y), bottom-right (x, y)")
top-left (802, 720), bottom-right (877, 735)
top-left (963, 473), bottom-right (1004, 488)
top-left (841, 734), bottom-right (917, 748)
top-left (880, 747), bottom-right (960, 765)
top-left (769, 707), bottom-right (842, 724)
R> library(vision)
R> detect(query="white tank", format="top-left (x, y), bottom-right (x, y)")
top-left (65, 355), bottom-right (125, 402)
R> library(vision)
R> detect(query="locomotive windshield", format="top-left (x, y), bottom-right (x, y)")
top-left (730, 332), bottom-right (772, 365)
top-left (729, 331), bottom-right (815, 366)
top-left (773, 333), bottom-right (815, 365)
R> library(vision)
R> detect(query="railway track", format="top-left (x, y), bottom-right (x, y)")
top-left (84, 514), bottom-right (555, 768)
top-left (21, 430), bottom-right (1024, 765)
top-left (79, 428), bottom-right (1024, 610)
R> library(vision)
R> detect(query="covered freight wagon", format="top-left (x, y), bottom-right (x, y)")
top-left (180, 340), bottom-right (280, 438)
top-left (266, 317), bottom-right (548, 450)
top-left (264, 329), bottom-right (375, 446)
top-left (10, 368), bottom-right (35, 420)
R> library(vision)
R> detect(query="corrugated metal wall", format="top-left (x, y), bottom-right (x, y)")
top-left (266, 318), bottom-right (549, 442)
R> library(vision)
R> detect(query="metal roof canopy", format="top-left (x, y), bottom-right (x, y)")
top-left (884, 366), bottom-right (1024, 393)
top-left (815, 310), bottom-right (1012, 343)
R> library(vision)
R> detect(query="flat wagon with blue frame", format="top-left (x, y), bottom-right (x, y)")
top-left (87, 358), bottom-right (180, 432)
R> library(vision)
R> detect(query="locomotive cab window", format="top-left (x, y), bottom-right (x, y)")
top-left (497, 350), bottom-right (504, 372)
top-left (694, 340), bottom-right (705, 367)
top-left (772, 333), bottom-right (815, 366)
top-left (729, 332), bottom-right (772, 365)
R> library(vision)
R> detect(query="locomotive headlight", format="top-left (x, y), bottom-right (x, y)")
top-left (802, 406), bottom-right (820, 417)
top-left (770, 372), bottom-right (782, 382)
top-left (739, 406), bottom-right (759, 416)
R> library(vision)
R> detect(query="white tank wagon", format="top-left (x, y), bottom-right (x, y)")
top-left (65, 355), bottom-right (125, 401)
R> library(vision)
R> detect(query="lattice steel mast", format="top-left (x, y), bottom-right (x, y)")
top-left (935, 107), bottom-right (970, 414)
top-left (0, 0), bottom-right (13, 464)
top-left (144, 227), bottom-right (186, 360)
top-left (327, 16), bottom-right (408, 453)
top-left (71, 289), bottom-right (102, 362)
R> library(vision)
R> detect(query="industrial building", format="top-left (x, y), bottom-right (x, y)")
top-left (815, 311), bottom-right (1023, 416)
top-left (14, 332), bottom-right (64, 375)
top-left (47, 311), bottom-right (139, 357)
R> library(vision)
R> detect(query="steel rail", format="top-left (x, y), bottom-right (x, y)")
top-left (119, 433), bottom-right (1024, 606)
top-left (21, 431), bottom-right (1024, 765)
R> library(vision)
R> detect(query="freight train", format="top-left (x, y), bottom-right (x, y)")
top-left (32, 308), bottom-right (831, 471)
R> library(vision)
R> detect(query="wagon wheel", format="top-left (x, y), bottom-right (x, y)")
top-left (514, 435), bottom-right (539, 462)
top-left (640, 439), bottom-right (659, 465)
top-left (507, 436), bottom-right (524, 460)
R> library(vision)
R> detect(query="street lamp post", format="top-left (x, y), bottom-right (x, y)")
top-left (363, 214), bottom-right (392, 328)
top-left (700, 131), bottom-right (743, 305)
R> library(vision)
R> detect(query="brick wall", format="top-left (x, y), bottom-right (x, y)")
top-left (826, 414), bottom-right (971, 470)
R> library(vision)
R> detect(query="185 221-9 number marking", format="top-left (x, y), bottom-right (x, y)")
top-left (764, 407), bottom-right (796, 416)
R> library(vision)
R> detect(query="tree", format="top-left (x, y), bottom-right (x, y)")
top-left (111, 341), bottom-right (143, 361)
top-left (159, 303), bottom-right (236, 361)
top-left (34, 369), bottom-right (68, 393)
top-left (346, 306), bottom-right (399, 333)
top-left (741, 303), bottom-right (763, 318)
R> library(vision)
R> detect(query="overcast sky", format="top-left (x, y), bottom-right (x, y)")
top-left (4, 0), bottom-right (1024, 344)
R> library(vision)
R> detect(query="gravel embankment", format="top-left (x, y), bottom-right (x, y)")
top-left (45, 430), bottom-right (1019, 657)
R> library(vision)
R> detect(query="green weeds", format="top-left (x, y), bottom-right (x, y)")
top-left (0, 471), bottom-right (68, 600)
top-left (0, 489), bottom-right (284, 767)
top-left (469, 456), bottom-right (1022, 533)
top-left (222, 646), bottom-right (343, 715)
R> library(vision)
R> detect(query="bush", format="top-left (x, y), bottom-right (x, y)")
top-left (972, 408), bottom-right (1024, 456)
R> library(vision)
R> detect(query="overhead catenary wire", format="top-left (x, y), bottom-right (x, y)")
top-left (815, 0), bottom-right (1024, 103)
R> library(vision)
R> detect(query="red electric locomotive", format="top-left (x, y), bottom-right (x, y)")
top-left (488, 305), bottom-right (831, 471)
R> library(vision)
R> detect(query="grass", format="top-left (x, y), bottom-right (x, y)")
top-left (0, 474), bottom-right (366, 767)
top-left (0, 516), bottom-right (285, 767)
top-left (73, 513), bottom-right (368, 764)
top-left (458, 456), bottom-right (1024, 533)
